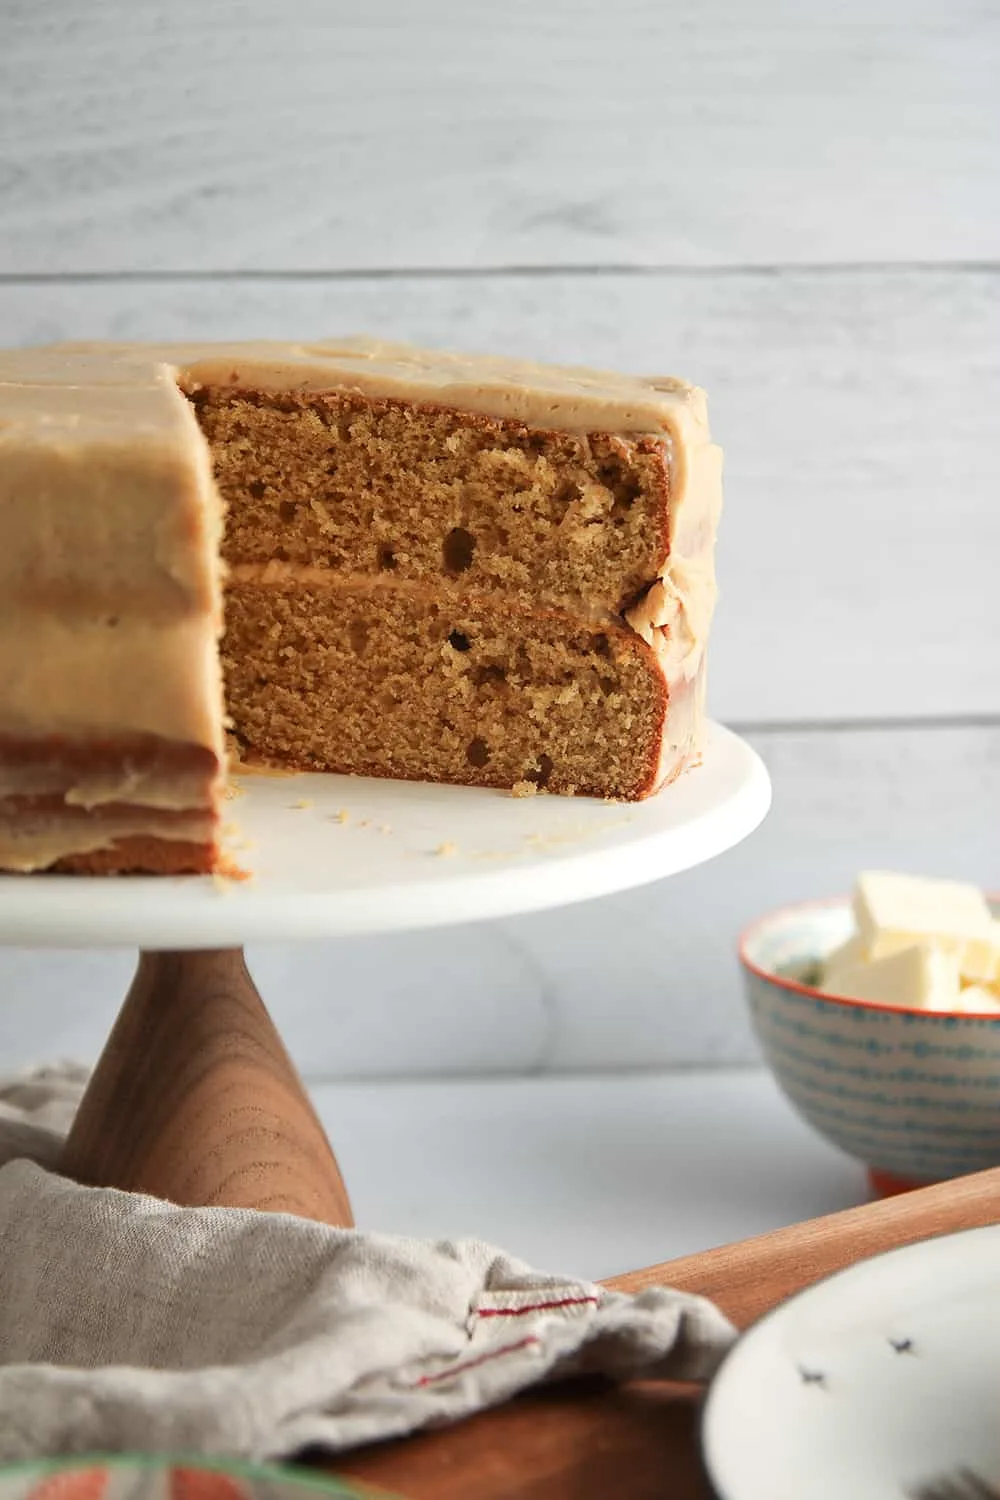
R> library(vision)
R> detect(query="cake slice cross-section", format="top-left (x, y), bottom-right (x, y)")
top-left (0, 338), bottom-right (723, 874)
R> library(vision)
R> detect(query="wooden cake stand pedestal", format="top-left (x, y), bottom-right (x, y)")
top-left (0, 720), bottom-right (768, 1231)
top-left (61, 947), bottom-right (354, 1225)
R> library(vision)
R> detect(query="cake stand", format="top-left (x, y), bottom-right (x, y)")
top-left (0, 722), bottom-right (769, 1228)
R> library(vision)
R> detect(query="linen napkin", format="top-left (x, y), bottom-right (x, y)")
top-left (0, 1065), bottom-right (734, 1462)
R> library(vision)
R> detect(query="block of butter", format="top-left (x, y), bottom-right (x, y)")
top-left (987, 920), bottom-right (1000, 984)
top-left (820, 932), bottom-right (866, 975)
top-left (853, 871), bottom-right (998, 984)
top-left (823, 942), bottom-right (962, 1011)
top-left (952, 984), bottom-right (1000, 1015)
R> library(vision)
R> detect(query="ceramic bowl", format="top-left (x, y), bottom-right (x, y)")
top-left (738, 898), bottom-right (1000, 1195)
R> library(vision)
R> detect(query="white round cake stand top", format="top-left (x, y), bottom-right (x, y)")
top-left (0, 721), bottom-right (769, 950)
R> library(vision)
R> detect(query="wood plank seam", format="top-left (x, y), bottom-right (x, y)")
top-left (1, 261), bottom-right (1000, 283)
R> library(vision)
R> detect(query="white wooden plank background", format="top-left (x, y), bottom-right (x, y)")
top-left (2, 269), bottom-right (997, 724)
top-left (0, 0), bottom-right (996, 1077)
top-left (2, 0), bottom-right (998, 272)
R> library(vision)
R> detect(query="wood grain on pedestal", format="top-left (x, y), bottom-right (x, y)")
top-left (61, 948), bottom-right (353, 1226)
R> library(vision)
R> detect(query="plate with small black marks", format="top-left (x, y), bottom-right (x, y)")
top-left (702, 1224), bottom-right (1000, 1500)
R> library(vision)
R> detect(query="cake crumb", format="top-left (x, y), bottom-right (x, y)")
top-left (511, 780), bottom-right (538, 799)
top-left (212, 853), bottom-right (252, 884)
top-left (377, 824), bottom-right (393, 834)
top-left (330, 809), bottom-right (350, 824)
top-left (435, 841), bottom-right (459, 858)
top-left (291, 798), bottom-right (313, 809)
top-left (236, 757), bottom-right (298, 779)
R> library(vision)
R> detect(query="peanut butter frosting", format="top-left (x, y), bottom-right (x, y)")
top-left (0, 337), bottom-right (721, 870)
top-left (0, 374), bottom-right (224, 708)
top-left (0, 357), bottom-right (225, 869)
top-left (45, 337), bottom-right (707, 436)
top-left (0, 805), bottom-right (216, 874)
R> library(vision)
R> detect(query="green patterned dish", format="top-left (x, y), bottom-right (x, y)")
top-left (0, 1457), bottom-right (398, 1500)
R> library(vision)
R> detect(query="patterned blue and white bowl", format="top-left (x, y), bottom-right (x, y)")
top-left (739, 898), bottom-right (1000, 1196)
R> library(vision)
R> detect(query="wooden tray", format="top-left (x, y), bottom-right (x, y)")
top-left (334, 1165), bottom-right (1000, 1499)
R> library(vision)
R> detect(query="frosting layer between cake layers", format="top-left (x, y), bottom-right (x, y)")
top-left (0, 338), bottom-right (722, 871)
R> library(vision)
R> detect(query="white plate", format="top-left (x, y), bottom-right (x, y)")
top-left (0, 721), bottom-right (769, 948)
top-left (703, 1224), bottom-right (1000, 1500)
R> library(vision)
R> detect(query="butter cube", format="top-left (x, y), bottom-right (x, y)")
top-left (822, 942), bottom-right (961, 1010)
top-left (820, 931), bottom-right (866, 981)
top-left (957, 918), bottom-right (1000, 985)
top-left (953, 984), bottom-right (1000, 1015)
top-left (853, 871), bottom-right (995, 980)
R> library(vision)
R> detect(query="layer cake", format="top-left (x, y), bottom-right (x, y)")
top-left (0, 339), bottom-right (723, 874)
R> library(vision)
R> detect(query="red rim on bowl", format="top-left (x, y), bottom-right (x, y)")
top-left (738, 895), bottom-right (1000, 1022)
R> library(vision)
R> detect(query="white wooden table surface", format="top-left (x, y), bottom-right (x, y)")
top-left (312, 1067), bottom-right (868, 1281)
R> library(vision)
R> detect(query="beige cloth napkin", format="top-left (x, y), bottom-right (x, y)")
top-left (0, 1065), bottom-right (734, 1462)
